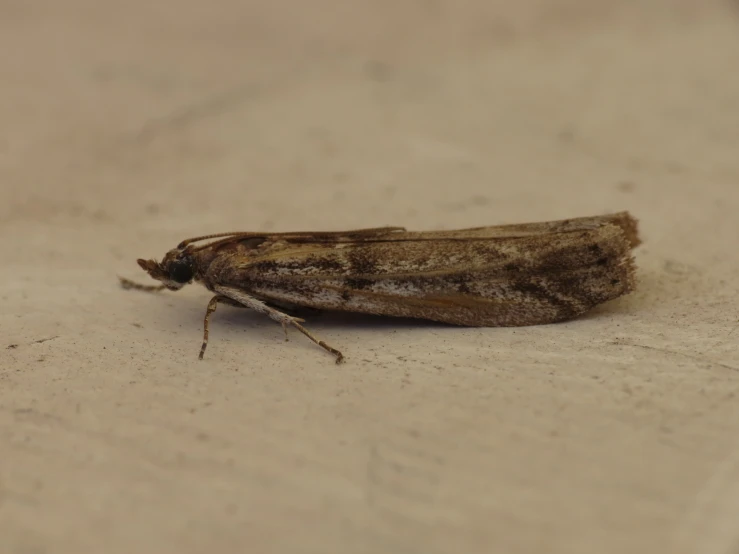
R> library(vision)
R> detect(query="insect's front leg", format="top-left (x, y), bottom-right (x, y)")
top-left (200, 295), bottom-right (245, 360)
top-left (210, 285), bottom-right (345, 364)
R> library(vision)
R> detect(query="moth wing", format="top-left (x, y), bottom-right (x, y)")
top-left (234, 221), bottom-right (637, 326)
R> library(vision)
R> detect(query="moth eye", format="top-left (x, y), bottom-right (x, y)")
top-left (169, 259), bottom-right (193, 283)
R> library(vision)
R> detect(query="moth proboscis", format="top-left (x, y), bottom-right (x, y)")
top-left (120, 212), bottom-right (640, 364)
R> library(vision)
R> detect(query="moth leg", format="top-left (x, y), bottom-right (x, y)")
top-left (268, 302), bottom-right (324, 319)
top-left (214, 285), bottom-right (344, 364)
top-left (280, 318), bottom-right (305, 342)
top-left (289, 318), bottom-right (344, 364)
top-left (199, 295), bottom-right (247, 359)
top-left (119, 276), bottom-right (166, 293)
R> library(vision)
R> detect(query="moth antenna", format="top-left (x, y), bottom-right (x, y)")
top-left (188, 234), bottom-right (261, 253)
top-left (179, 226), bottom-right (408, 249)
top-left (178, 232), bottom-right (255, 249)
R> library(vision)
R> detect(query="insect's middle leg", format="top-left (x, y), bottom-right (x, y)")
top-left (213, 285), bottom-right (345, 364)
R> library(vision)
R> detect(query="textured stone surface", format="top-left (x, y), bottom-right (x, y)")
top-left (2, 2), bottom-right (739, 553)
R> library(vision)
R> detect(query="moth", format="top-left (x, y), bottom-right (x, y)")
top-left (120, 211), bottom-right (640, 363)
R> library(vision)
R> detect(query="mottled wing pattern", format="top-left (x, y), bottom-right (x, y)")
top-left (214, 213), bottom-right (639, 326)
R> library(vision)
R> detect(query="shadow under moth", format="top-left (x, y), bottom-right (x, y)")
top-left (120, 212), bottom-right (640, 363)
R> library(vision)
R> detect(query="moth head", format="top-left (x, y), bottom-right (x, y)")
top-left (137, 248), bottom-right (195, 291)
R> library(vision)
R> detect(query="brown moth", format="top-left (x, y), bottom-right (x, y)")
top-left (120, 212), bottom-right (640, 363)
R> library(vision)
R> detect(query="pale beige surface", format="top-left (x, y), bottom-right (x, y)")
top-left (2, 1), bottom-right (739, 553)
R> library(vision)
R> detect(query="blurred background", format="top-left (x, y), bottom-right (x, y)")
top-left (4, 0), bottom-right (737, 241)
